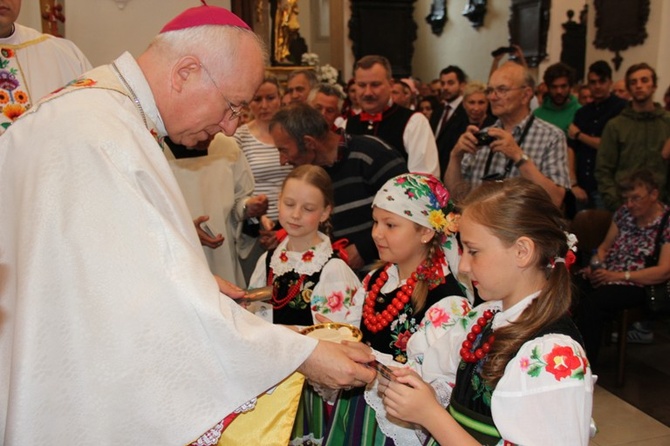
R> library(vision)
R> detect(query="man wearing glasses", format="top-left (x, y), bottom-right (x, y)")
top-left (444, 61), bottom-right (570, 207)
top-left (0, 5), bottom-right (375, 444)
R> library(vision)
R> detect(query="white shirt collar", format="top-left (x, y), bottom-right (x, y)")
top-left (492, 290), bottom-right (541, 330)
top-left (113, 52), bottom-right (167, 136)
top-left (447, 95), bottom-right (463, 109)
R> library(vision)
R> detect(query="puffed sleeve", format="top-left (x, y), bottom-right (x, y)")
top-left (309, 258), bottom-right (362, 326)
top-left (406, 296), bottom-right (472, 367)
top-left (491, 334), bottom-right (594, 445)
top-left (364, 297), bottom-right (476, 446)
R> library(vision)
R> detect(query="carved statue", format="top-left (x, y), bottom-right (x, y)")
top-left (425, 0), bottom-right (447, 36)
top-left (274, 0), bottom-right (301, 65)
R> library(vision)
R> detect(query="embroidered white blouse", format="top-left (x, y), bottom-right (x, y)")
top-left (248, 232), bottom-right (362, 326)
top-left (366, 292), bottom-right (595, 446)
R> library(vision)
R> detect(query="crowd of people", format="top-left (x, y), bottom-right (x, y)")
top-left (1, 2), bottom-right (669, 445)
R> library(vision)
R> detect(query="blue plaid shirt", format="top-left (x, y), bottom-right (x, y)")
top-left (461, 114), bottom-right (570, 189)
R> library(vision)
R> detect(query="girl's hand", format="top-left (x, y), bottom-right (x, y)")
top-left (382, 368), bottom-right (441, 425)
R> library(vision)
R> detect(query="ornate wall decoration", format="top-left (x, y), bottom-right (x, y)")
top-left (462, 0), bottom-right (487, 29)
top-left (349, 0), bottom-right (418, 78)
top-left (560, 7), bottom-right (587, 82)
top-left (593, 0), bottom-right (649, 70)
top-left (508, 0), bottom-right (551, 68)
top-left (425, 0), bottom-right (447, 36)
top-left (40, 0), bottom-right (65, 37)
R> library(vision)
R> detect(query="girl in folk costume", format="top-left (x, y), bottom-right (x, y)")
top-left (377, 178), bottom-right (594, 446)
top-left (325, 173), bottom-right (473, 445)
top-left (248, 164), bottom-right (362, 445)
top-left (248, 163), bottom-right (361, 327)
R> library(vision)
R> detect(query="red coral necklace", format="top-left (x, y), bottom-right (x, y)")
top-left (460, 309), bottom-right (496, 363)
top-left (267, 269), bottom-right (307, 310)
top-left (362, 265), bottom-right (416, 333)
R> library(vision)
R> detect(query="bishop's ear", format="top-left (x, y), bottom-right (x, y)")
top-left (172, 56), bottom-right (201, 92)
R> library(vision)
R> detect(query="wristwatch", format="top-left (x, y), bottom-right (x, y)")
top-left (624, 271), bottom-right (631, 281)
top-left (514, 152), bottom-right (530, 168)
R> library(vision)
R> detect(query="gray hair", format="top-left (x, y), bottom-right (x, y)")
top-left (269, 103), bottom-right (330, 154)
top-left (149, 25), bottom-right (267, 75)
top-left (307, 83), bottom-right (345, 109)
top-left (288, 69), bottom-right (319, 88)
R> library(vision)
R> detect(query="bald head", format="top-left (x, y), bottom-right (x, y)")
top-left (487, 62), bottom-right (535, 125)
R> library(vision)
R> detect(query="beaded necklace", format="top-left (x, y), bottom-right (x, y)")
top-left (268, 268), bottom-right (307, 310)
top-left (459, 309), bottom-right (496, 363)
top-left (362, 265), bottom-right (414, 333)
top-left (362, 250), bottom-right (447, 334)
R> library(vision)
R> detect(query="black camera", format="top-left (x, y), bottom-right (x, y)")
top-left (475, 131), bottom-right (495, 146)
top-left (491, 46), bottom-right (515, 57)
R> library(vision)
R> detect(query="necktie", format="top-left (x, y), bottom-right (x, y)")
top-left (437, 104), bottom-right (451, 136)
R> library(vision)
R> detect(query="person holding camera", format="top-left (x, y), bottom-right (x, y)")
top-left (444, 62), bottom-right (570, 206)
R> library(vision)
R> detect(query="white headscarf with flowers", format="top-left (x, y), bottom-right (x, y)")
top-left (372, 173), bottom-right (473, 303)
top-left (372, 173), bottom-right (459, 239)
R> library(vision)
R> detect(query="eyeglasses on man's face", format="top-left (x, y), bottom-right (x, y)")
top-left (199, 63), bottom-right (245, 121)
top-left (484, 85), bottom-right (527, 98)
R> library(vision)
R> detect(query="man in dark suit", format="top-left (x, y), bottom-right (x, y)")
top-left (431, 65), bottom-right (469, 176)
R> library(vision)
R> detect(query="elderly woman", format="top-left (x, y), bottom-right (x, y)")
top-left (462, 81), bottom-right (496, 128)
top-left (576, 169), bottom-right (670, 363)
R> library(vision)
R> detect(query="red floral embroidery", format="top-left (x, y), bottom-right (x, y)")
top-left (519, 356), bottom-right (531, 372)
top-left (426, 306), bottom-right (450, 326)
top-left (544, 345), bottom-right (582, 380)
top-left (394, 330), bottom-right (412, 351)
top-left (302, 250), bottom-right (314, 262)
top-left (279, 251), bottom-right (288, 263)
top-left (326, 291), bottom-right (344, 311)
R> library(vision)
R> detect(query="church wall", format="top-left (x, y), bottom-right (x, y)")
top-left (18, 0), bottom-right (232, 67)
top-left (18, 0), bottom-right (670, 102)
top-left (585, 0), bottom-right (669, 101)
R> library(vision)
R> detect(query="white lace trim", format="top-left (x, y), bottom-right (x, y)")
top-left (363, 362), bottom-right (423, 446)
top-left (191, 398), bottom-right (258, 446)
top-left (270, 232), bottom-right (333, 277)
top-left (192, 419), bottom-right (224, 446)
top-left (290, 433), bottom-right (323, 445)
top-left (233, 397), bottom-right (258, 414)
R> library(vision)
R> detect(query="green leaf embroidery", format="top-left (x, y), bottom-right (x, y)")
top-left (528, 364), bottom-right (543, 377)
